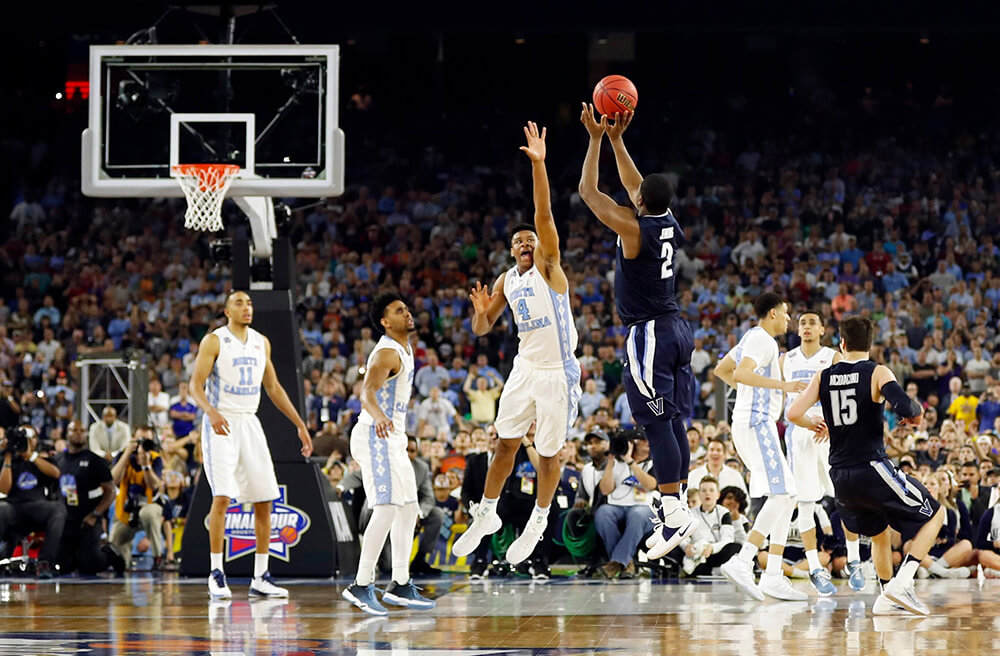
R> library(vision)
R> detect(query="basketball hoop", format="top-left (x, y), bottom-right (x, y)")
top-left (171, 163), bottom-right (240, 232)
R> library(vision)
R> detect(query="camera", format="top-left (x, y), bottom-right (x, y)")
top-left (3, 426), bottom-right (29, 456)
top-left (123, 496), bottom-right (143, 528)
top-left (609, 428), bottom-right (642, 458)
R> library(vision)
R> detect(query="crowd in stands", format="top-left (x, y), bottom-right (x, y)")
top-left (3, 79), bottom-right (1000, 580)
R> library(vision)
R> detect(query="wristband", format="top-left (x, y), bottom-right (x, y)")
top-left (29, 453), bottom-right (38, 463)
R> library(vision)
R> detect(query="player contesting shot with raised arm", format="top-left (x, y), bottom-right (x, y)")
top-left (578, 104), bottom-right (697, 560)
top-left (453, 122), bottom-right (583, 565)
top-left (189, 290), bottom-right (312, 600)
top-left (788, 316), bottom-right (945, 616)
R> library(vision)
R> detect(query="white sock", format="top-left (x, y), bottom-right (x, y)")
top-left (895, 557), bottom-right (921, 587)
top-left (738, 541), bottom-right (758, 564)
top-left (846, 538), bottom-right (860, 563)
top-left (928, 557), bottom-right (950, 577)
top-left (805, 549), bottom-right (822, 572)
top-left (390, 502), bottom-right (419, 585)
top-left (479, 496), bottom-right (498, 515)
top-left (356, 505), bottom-right (396, 586)
top-left (254, 553), bottom-right (269, 579)
top-left (210, 552), bottom-right (224, 573)
top-left (765, 547), bottom-right (785, 577)
top-left (530, 503), bottom-right (549, 523)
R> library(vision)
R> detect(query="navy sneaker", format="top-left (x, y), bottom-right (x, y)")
top-left (342, 583), bottom-right (389, 616)
top-left (382, 580), bottom-right (435, 610)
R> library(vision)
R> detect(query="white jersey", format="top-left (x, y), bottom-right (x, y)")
top-left (357, 335), bottom-right (414, 434)
top-left (782, 345), bottom-right (836, 421)
top-left (729, 326), bottom-right (782, 426)
top-left (207, 326), bottom-right (266, 414)
top-left (503, 264), bottom-right (578, 365)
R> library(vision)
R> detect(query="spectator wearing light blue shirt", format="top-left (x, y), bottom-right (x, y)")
top-left (32, 295), bottom-right (60, 328)
top-left (578, 379), bottom-right (606, 419)
top-left (881, 262), bottom-right (909, 295)
top-left (415, 351), bottom-right (451, 398)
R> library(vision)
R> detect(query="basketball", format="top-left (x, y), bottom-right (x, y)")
top-left (279, 526), bottom-right (298, 544)
top-left (592, 75), bottom-right (638, 116)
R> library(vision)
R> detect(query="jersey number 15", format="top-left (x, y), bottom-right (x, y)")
top-left (830, 388), bottom-right (858, 426)
top-left (659, 227), bottom-right (675, 279)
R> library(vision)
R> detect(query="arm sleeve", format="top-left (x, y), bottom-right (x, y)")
top-left (880, 381), bottom-right (921, 418)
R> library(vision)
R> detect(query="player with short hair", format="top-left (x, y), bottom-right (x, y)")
top-left (341, 292), bottom-right (435, 616)
top-left (453, 122), bottom-right (582, 565)
top-left (714, 293), bottom-right (808, 601)
top-left (789, 315), bottom-right (945, 615)
top-left (190, 290), bottom-right (313, 600)
top-left (578, 106), bottom-right (697, 560)
top-left (779, 310), bottom-right (844, 595)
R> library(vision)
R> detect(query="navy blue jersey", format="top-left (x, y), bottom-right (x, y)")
top-left (614, 210), bottom-right (684, 325)
top-left (820, 360), bottom-right (887, 468)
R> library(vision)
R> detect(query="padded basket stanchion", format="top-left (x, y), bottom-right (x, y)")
top-left (171, 163), bottom-right (240, 232)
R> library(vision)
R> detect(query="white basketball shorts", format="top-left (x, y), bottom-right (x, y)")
top-left (350, 421), bottom-right (417, 506)
top-left (731, 419), bottom-right (797, 499)
top-left (201, 412), bottom-right (280, 503)
top-left (787, 424), bottom-right (834, 503)
top-left (494, 355), bottom-right (582, 458)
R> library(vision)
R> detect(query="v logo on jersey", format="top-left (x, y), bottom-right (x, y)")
top-left (919, 498), bottom-right (933, 517)
top-left (647, 397), bottom-right (665, 416)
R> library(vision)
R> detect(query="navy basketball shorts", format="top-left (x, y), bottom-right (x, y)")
top-left (623, 314), bottom-right (694, 425)
top-left (831, 458), bottom-right (941, 540)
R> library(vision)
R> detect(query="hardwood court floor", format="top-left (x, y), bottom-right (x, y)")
top-left (0, 573), bottom-right (998, 655)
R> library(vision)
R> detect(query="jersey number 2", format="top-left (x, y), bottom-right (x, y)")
top-left (515, 298), bottom-right (531, 322)
top-left (237, 366), bottom-right (253, 386)
top-left (830, 388), bottom-right (857, 426)
top-left (659, 227), bottom-right (675, 279)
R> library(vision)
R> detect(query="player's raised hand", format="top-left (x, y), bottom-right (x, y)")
top-left (580, 103), bottom-right (606, 140)
top-left (783, 380), bottom-right (808, 394)
top-left (605, 111), bottom-right (634, 141)
top-left (297, 424), bottom-right (313, 457)
top-left (519, 121), bottom-right (546, 162)
top-left (207, 408), bottom-right (230, 436)
top-left (469, 281), bottom-right (498, 315)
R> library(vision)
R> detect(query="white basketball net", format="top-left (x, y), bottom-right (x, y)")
top-left (171, 164), bottom-right (240, 232)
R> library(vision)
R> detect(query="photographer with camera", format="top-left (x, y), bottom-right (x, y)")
top-left (588, 428), bottom-right (657, 579)
top-left (0, 424), bottom-right (65, 578)
top-left (55, 420), bottom-right (125, 575)
top-left (109, 426), bottom-right (165, 570)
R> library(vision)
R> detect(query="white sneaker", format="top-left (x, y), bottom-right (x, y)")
top-left (452, 503), bottom-right (502, 558)
top-left (883, 578), bottom-right (929, 616)
top-left (872, 594), bottom-right (910, 616)
top-left (720, 557), bottom-right (765, 601)
top-left (505, 513), bottom-right (547, 565)
top-left (758, 573), bottom-right (809, 601)
top-left (208, 568), bottom-right (232, 599)
top-left (249, 571), bottom-right (289, 598)
top-left (645, 506), bottom-right (696, 560)
top-left (915, 567), bottom-right (930, 579)
top-left (942, 566), bottom-right (971, 579)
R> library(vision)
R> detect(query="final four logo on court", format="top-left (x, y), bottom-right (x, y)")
top-left (204, 485), bottom-right (312, 562)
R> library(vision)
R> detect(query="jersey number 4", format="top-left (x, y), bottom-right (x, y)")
top-left (659, 227), bottom-right (675, 279)
top-left (830, 388), bottom-right (858, 426)
top-left (515, 298), bottom-right (531, 322)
